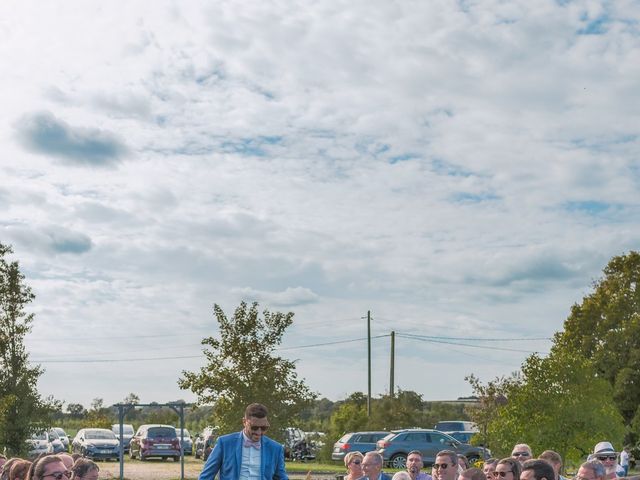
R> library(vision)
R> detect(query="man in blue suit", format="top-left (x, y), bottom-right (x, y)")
top-left (361, 452), bottom-right (391, 480)
top-left (199, 403), bottom-right (288, 480)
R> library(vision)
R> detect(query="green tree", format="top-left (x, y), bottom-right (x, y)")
top-left (369, 390), bottom-right (427, 430)
top-left (179, 301), bottom-right (317, 440)
top-left (554, 251), bottom-right (640, 425)
top-left (467, 351), bottom-right (624, 464)
top-left (0, 243), bottom-right (57, 455)
top-left (66, 403), bottom-right (87, 419)
top-left (85, 397), bottom-right (112, 428)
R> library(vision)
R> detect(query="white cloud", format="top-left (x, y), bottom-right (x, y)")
top-left (0, 0), bottom-right (638, 407)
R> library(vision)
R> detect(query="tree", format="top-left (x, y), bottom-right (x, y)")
top-left (86, 397), bottom-right (112, 428)
top-left (553, 251), bottom-right (640, 435)
top-left (467, 351), bottom-right (624, 464)
top-left (66, 403), bottom-right (87, 419)
top-left (123, 393), bottom-right (140, 405)
top-left (0, 243), bottom-right (57, 455)
top-left (179, 301), bottom-right (317, 440)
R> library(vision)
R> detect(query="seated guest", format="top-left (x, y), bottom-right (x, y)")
top-left (343, 452), bottom-right (364, 480)
top-left (520, 460), bottom-right (554, 480)
top-left (460, 468), bottom-right (485, 480)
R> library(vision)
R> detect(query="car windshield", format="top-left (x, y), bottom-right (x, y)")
top-left (49, 431), bottom-right (60, 439)
top-left (54, 428), bottom-right (66, 436)
top-left (32, 432), bottom-right (47, 440)
top-left (175, 428), bottom-right (190, 437)
top-left (86, 430), bottom-right (116, 440)
top-left (148, 427), bottom-right (177, 438)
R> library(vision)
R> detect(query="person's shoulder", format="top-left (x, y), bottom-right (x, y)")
top-left (262, 435), bottom-right (284, 449)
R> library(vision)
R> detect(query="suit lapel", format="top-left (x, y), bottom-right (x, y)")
top-left (260, 436), bottom-right (266, 479)
top-left (236, 432), bottom-right (243, 476)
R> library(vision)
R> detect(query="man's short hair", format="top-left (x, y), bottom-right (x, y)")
top-left (408, 451), bottom-right (422, 458)
top-left (461, 468), bottom-right (485, 480)
top-left (436, 450), bottom-right (458, 467)
top-left (364, 451), bottom-right (384, 465)
top-left (512, 444), bottom-right (533, 456)
top-left (522, 460), bottom-right (555, 480)
top-left (538, 451), bottom-right (562, 466)
top-left (484, 458), bottom-right (499, 467)
top-left (498, 458), bottom-right (522, 480)
top-left (244, 403), bottom-right (268, 418)
top-left (579, 461), bottom-right (605, 480)
top-left (393, 473), bottom-right (412, 480)
top-left (9, 460), bottom-right (32, 480)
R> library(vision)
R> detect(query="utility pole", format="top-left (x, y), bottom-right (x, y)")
top-left (367, 310), bottom-right (371, 417)
top-left (389, 330), bottom-right (395, 396)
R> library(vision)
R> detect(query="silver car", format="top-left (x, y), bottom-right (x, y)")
top-left (175, 427), bottom-right (193, 455)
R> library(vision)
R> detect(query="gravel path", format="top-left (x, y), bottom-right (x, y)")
top-left (98, 459), bottom-right (338, 480)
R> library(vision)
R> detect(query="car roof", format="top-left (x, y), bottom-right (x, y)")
top-left (348, 431), bottom-right (390, 435)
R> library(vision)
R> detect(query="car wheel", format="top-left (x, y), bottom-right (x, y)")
top-left (467, 455), bottom-right (480, 465)
top-left (390, 454), bottom-right (408, 469)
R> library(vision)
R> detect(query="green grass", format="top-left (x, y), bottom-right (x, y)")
top-left (284, 462), bottom-right (345, 473)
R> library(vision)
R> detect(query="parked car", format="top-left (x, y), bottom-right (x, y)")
top-left (195, 427), bottom-right (217, 461)
top-left (26, 431), bottom-right (54, 459)
top-left (72, 428), bottom-right (121, 460)
top-left (111, 424), bottom-right (135, 453)
top-left (433, 421), bottom-right (478, 432)
top-left (130, 424), bottom-right (181, 461)
top-left (52, 427), bottom-right (70, 452)
top-left (446, 431), bottom-right (477, 444)
top-left (332, 431), bottom-right (390, 462)
top-left (45, 429), bottom-right (67, 454)
top-left (174, 427), bottom-right (193, 455)
top-left (376, 428), bottom-right (490, 468)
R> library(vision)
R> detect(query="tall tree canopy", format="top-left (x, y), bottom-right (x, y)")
top-left (179, 301), bottom-right (316, 439)
top-left (467, 351), bottom-right (624, 464)
top-left (553, 251), bottom-right (640, 425)
top-left (0, 243), bottom-right (56, 455)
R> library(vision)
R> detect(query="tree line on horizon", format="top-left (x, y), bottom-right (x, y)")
top-left (1, 241), bottom-right (640, 462)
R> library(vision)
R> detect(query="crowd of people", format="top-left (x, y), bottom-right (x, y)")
top-left (340, 441), bottom-right (635, 480)
top-left (0, 452), bottom-right (98, 480)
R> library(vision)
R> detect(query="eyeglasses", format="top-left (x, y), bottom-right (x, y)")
top-left (433, 464), bottom-right (453, 470)
top-left (492, 472), bottom-right (513, 478)
top-left (43, 472), bottom-right (71, 480)
top-left (512, 452), bottom-right (530, 457)
top-left (597, 456), bottom-right (617, 461)
top-left (249, 425), bottom-right (269, 432)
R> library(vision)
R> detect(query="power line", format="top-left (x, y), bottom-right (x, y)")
top-left (30, 335), bottom-right (390, 364)
top-left (396, 333), bottom-right (546, 354)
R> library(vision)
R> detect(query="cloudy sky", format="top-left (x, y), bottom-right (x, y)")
top-left (1, 0), bottom-right (639, 410)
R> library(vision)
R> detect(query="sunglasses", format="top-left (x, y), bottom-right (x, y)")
top-left (493, 472), bottom-right (513, 478)
top-left (351, 460), bottom-right (362, 465)
top-left (597, 456), bottom-right (617, 461)
top-left (512, 452), bottom-right (530, 457)
top-left (434, 464), bottom-right (453, 470)
top-left (43, 473), bottom-right (71, 480)
top-left (249, 425), bottom-right (269, 432)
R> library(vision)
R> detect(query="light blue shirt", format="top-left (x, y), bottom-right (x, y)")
top-left (239, 432), bottom-right (262, 480)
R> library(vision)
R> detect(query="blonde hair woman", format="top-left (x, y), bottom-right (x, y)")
top-left (344, 451), bottom-right (365, 480)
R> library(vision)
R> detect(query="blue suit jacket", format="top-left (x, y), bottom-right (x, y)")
top-left (199, 432), bottom-right (288, 480)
